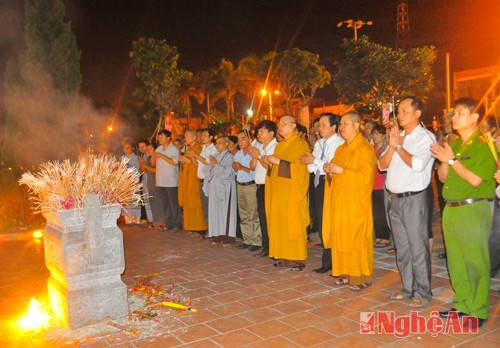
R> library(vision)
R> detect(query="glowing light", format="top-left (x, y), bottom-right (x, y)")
top-left (32, 230), bottom-right (43, 239)
top-left (16, 298), bottom-right (50, 332)
top-left (107, 126), bottom-right (113, 132)
top-left (261, 89), bottom-right (267, 96)
top-left (247, 109), bottom-right (254, 117)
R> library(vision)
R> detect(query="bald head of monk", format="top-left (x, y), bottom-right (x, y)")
top-left (339, 112), bottom-right (361, 144)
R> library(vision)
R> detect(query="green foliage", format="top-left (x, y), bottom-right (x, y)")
top-left (265, 48), bottom-right (331, 113)
top-left (334, 36), bottom-right (436, 115)
top-left (130, 38), bottom-right (185, 119)
top-left (2, 0), bottom-right (82, 167)
top-left (24, 0), bottom-right (81, 95)
top-left (204, 109), bottom-right (237, 135)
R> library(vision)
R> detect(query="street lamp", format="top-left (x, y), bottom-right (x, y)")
top-left (337, 19), bottom-right (372, 41)
top-left (261, 89), bottom-right (280, 119)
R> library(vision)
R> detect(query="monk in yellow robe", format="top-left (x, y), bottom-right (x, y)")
top-left (265, 115), bottom-right (310, 271)
top-left (323, 112), bottom-right (376, 290)
top-left (178, 130), bottom-right (208, 232)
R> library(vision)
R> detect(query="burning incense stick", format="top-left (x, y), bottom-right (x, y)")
top-left (484, 132), bottom-right (498, 162)
top-left (420, 122), bottom-right (436, 143)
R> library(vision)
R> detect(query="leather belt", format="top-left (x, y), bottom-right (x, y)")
top-left (389, 189), bottom-right (425, 199)
top-left (237, 180), bottom-right (255, 186)
top-left (446, 198), bottom-right (494, 207)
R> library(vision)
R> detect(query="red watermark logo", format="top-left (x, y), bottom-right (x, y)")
top-left (360, 311), bottom-right (479, 337)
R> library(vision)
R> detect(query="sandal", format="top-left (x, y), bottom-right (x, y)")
top-left (375, 240), bottom-right (391, 248)
top-left (333, 277), bottom-right (349, 286)
top-left (408, 297), bottom-right (430, 308)
top-left (386, 248), bottom-right (396, 254)
top-left (389, 291), bottom-right (407, 300)
top-left (273, 261), bottom-right (284, 268)
top-left (349, 283), bottom-right (371, 291)
top-left (290, 265), bottom-right (305, 271)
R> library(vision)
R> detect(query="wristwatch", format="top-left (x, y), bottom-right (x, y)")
top-left (448, 157), bottom-right (457, 165)
top-left (395, 144), bottom-right (402, 151)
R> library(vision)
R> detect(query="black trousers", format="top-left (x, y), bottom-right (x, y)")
top-left (372, 189), bottom-right (391, 240)
top-left (314, 176), bottom-right (332, 269)
top-left (256, 184), bottom-right (269, 250)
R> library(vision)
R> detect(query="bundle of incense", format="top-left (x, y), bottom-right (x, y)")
top-left (483, 132), bottom-right (500, 169)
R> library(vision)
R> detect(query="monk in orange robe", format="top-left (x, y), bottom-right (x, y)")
top-left (178, 130), bottom-right (208, 232)
top-left (265, 115), bottom-right (310, 271)
top-left (323, 112), bottom-right (376, 290)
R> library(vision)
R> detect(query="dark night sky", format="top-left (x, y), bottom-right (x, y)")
top-left (2, 0), bottom-right (500, 114)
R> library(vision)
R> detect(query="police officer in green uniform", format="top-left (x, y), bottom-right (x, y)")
top-left (431, 97), bottom-right (496, 329)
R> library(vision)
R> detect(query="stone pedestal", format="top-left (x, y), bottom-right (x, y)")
top-left (43, 194), bottom-right (128, 328)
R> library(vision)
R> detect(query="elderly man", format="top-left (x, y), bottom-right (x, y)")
top-left (266, 115), bottom-right (310, 271)
top-left (379, 96), bottom-right (435, 308)
top-left (322, 112), bottom-right (376, 290)
top-left (233, 130), bottom-right (261, 251)
top-left (178, 130), bottom-right (207, 234)
top-left (431, 97), bottom-right (495, 328)
top-left (206, 136), bottom-right (237, 244)
top-left (299, 113), bottom-right (344, 273)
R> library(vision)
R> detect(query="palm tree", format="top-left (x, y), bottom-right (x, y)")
top-left (178, 71), bottom-right (204, 125)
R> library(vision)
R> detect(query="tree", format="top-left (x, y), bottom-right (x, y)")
top-left (196, 58), bottom-right (244, 123)
top-left (130, 38), bottom-right (186, 125)
top-left (235, 54), bottom-right (264, 99)
top-left (178, 70), bottom-right (204, 125)
top-left (265, 48), bottom-right (331, 114)
top-left (334, 36), bottom-right (436, 116)
top-left (218, 59), bottom-right (238, 119)
top-left (2, 0), bottom-right (82, 166)
top-left (23, 0), bottom-right (81, 95)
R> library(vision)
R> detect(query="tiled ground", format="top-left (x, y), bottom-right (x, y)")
top-left (0, 215), bottom-right (499, 347)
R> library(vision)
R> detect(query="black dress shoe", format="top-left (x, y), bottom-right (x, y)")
top-left (236, 243), bottom-right (250, 249)
top-left (248, 245), bottom-right (261, 252)
top-left (313, 266), bottom-right (331, 274)
top-left (254, 249), bottom-right (268, 257)
top-left (438, 308), bottom-right (466, 318)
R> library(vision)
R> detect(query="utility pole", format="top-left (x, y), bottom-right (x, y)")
top-left (337, 19), bottom-right (372, 41)
top-left (396, 0), bottom-right (410, 49)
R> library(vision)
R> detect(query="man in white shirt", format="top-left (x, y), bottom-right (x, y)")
top-left (378, 96), bottom-right (435, 308)
top-left (299, 113), bottom-right (344, 273)
top-left (152, 130), bottom-right (182, 231)
top-left (248, 120), bottom-right (278, 257)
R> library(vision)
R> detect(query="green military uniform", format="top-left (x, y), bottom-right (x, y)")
top-left (442, 130), bottom-right (496, 319)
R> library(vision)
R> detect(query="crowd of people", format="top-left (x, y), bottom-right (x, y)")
top-left (117, 95), bottom-right (499, 329)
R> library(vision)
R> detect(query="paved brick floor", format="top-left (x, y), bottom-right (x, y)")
top-left (1, 216), bottom-right (499, 347)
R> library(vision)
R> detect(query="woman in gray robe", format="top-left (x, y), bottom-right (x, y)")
top-left (205, 136), bottom-right (237, 244)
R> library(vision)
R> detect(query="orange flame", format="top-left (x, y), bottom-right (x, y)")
top-left (32, 230), bottom-right (43, 239)
top-left (16, 298), bottom-right (50, 331)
